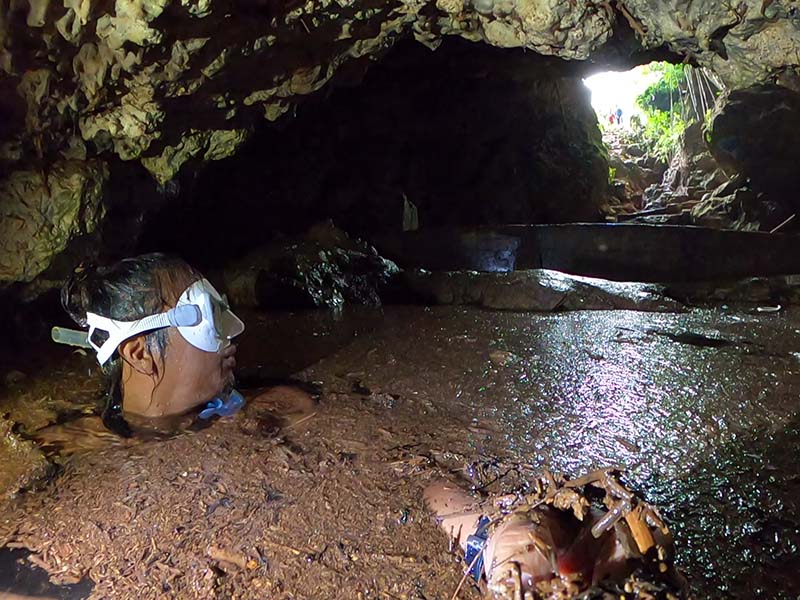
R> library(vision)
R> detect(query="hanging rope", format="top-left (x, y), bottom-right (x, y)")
top-left (681, 65), bottom-right (725, 123)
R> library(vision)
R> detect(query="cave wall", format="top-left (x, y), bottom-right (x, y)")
top-left (1, 0), bottom-right (799, 288)
top-left (136, 40), bottom-right (608, 266)
top-left (621, 0), bottom-right (800, 91)
top-left (709, 84), bottom-right (800, 209)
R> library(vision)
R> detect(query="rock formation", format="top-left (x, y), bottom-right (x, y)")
top-left (609, 82), bottom-right (800, 230)
top-left (135, 38), bottom-right (609, 267)
top-left (0, 0), bottom-right (799, 287)
top-left (708, 84), bottom-right (800, 225)
top-left (223, 221), bottom-right (399, 309)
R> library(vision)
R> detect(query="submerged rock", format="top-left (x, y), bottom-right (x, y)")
top-left (224, 222), bottom-right (399, 309)
top-left (402, 269), bottom-right (683, 312)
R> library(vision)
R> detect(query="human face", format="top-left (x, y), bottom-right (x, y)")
top-left (120, 275), bottom-right (242, 420)
top-left (152, 325), bottom-right (238, 416)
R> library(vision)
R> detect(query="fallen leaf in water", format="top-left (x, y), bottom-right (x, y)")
top-left (614, 436), bottom-right (641, 453)
top-left (489, 350), bottom-right (518, 367)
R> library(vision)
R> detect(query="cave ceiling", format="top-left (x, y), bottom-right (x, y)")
top-left (0, 0), bottom-right (799, 285)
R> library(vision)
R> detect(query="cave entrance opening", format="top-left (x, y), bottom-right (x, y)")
top-left (587, 61), bottom-right (729, 220)
top-left (584, 64), bottom-right (662, 131)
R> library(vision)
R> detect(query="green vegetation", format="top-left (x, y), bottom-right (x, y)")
top-left (638, 107), bottom-right (686, 162)
top-left (637, 63), bottom-right (686, 114)
top-left (634, 63), bottom-right (687, 162)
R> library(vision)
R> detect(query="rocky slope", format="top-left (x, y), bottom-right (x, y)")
top-left (606, 82), bottom-right (800, 231)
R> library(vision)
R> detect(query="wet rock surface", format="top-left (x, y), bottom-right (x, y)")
top-left (223, 223), bottom-right (399, 309)
top-left (0, 160), bottom-right (107, 286)
top-left (401, 269), bottom-right (683, 312)
top-left (2, 1), bottom-right (800, 289)
top-left (1, 305), bottom-right (800, 598)
top-left (0, 416), bottom-right (50, 503)
top-left (621, 1), bottom-right (800, 91)
top-left (1, 0), bottom-right (795, 187)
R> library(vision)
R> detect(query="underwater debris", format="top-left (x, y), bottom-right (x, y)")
top-left (426, 469), bottom-right (685, 600)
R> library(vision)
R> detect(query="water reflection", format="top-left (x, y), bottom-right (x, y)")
top-left (429, 307), bottom-right (800, 597)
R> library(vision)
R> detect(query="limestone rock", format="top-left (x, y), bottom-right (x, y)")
top-left (0, 160), bottom-right (107, 284)
top-left (140, 128), bottom-right (250, 185)
top-left (629, 121), bottom-right (758, 229)
top-left (0, 0), bottom-right (618, 182)
top-left (690, 186), bottom-right (760, 230)
top-left (0, 0), bottom-right (798, 289)
top-left (709, 85), bottom-right (800, 209)
top-left (1, 0), bottom-right (795, 196)
top-left (621, 1), bottom-right (800, 91)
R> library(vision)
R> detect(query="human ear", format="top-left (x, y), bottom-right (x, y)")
top-left (118, 336), bottom-right (157, 376)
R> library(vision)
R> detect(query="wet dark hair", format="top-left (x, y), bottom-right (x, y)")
top-left (61, 253), bottom-right (200, 436)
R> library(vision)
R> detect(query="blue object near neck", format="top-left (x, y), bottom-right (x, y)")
top-left (465, 515), bottom-right (490, 581)
top-left (199, 389), bottom-right (246, 420)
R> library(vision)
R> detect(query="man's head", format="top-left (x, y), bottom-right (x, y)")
top-left (62, 253), bottom-right (244, 433)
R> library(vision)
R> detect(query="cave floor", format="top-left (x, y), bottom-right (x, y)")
top-left (2, 305), bottom-right (800, 599)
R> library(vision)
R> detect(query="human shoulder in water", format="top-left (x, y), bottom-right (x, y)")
top-left (41, 253), bottom-right (319, 449)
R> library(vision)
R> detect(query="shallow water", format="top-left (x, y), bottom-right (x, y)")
top-left (2, 304), bottom-right (799, 598)
top-left (292, 305), bottom-right (800, 598)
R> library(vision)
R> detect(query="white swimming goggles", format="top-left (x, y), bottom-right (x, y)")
top-left (51, 279), bottom-right (245, 366)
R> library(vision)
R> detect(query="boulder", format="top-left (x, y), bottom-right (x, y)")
top-left (623, 143), bottom-right (645, 158)
top-left (0, 160), bottom-right (107, 286)
top-left (223, 222), bottom-right (399, 310)
top-left (700, 169), bottom-right (729, 191)
top-left (691, 188), bottom-right (762, 230)
top-left (0, 416), bottom-right (51, 505)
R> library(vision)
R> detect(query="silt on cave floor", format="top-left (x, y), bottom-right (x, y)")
top-left (1, 304), bottom-right (800, 599)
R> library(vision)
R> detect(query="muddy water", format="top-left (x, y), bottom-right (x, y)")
top-left (2, 305), bottom-right (800, 598)
top-left (285, 306), bottom-right (800, 598)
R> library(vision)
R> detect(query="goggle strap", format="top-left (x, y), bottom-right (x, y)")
top-left (169, 304), bottom-right (202, 327)
top-left (84, 304), bottom-right (202, 365)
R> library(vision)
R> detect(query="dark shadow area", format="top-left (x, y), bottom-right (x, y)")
top-left (0, 548), bottom-right (93, 599)
top-left (136, 38), bottom-right (609, 272)
top-left (0, 288), bottom-right (92, 377)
